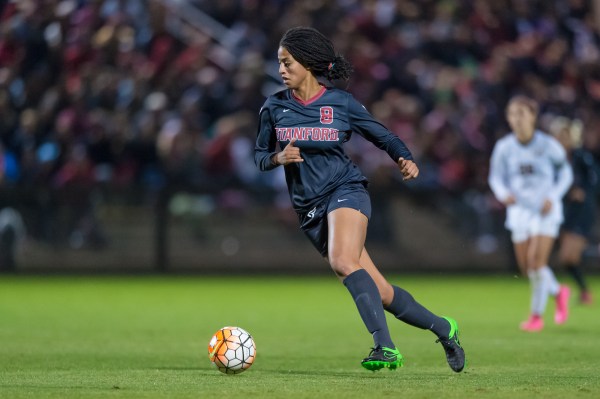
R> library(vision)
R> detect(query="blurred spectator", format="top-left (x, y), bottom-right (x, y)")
top-left (0, 206), bottom-right (26, 271)
top-left (1, 0), bottom-right (600, 253)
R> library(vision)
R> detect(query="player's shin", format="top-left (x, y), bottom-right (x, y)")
top-left (343, 269), bottom-right (395, 349)
top-left (384, 285), bottom-right (450, 338)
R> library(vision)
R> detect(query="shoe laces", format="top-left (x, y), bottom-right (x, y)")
top-left (367, 346), bottom-right (381, 357)
top-left (436, 336), bottom-right (459, 348)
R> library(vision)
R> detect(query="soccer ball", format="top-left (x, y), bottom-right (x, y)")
top-left (208, 326), bottom-right (256, 374)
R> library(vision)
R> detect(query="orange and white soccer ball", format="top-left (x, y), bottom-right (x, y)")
top-left (208, 326), bottom-right (256, 374)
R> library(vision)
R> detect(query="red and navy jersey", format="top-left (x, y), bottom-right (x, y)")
top-left (254, 85), bottom-right (413, 212)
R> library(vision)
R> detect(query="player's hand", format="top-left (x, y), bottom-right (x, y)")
top-left (569, 187), bottom-right (586, 202)
top-left (541, 199), bottom-right (552, 214)
top-left (397, 158), bottom-right (419, 181)
top-left (275, 138), bottom-right (304, 165)
top-left (503, 195), bottom-right (516, 206)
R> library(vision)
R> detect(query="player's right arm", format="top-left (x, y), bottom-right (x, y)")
top-left (274, 138), bottom-right (303, 166)
top-left (488, 140), bottom-right (515, 206)
top-left (254, 103), bottom-right (280, 171)
top-left (254, 101), bottom-right (304, 170)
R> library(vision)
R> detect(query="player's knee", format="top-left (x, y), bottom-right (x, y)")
top-left (328, 254), bottom-right (359, 278)
top-left (379, 283), bottom-right (394, 306)
top-left (526, 255), bottom-right (540, 269)
top-left (561, 253), bottom-right (580, 265)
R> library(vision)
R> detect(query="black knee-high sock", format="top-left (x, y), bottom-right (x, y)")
top-left (566, 264), bottom-right (587, 291)
top-left (343, 269), bottom-right (395, 349)
top-left (384, 285), bottom-right (451, 339)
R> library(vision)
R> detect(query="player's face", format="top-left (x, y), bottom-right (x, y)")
top-left (506, 102), bottom-right (536, 142)
top-left (555, 127), bottom-right (572, 150)
top-left (277, 47), bottom-right (311, 89)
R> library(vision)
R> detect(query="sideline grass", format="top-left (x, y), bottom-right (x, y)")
top-left (0, 275), bottom-right (599, 398)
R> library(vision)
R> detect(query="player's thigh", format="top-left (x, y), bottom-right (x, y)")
top-left (529, 217), bottom-right (560, 267)
top-left (298, 203), bottom-right (329, 258)
top-left (559, 231), bottom-right (587, 263)
top-left (327, 207), bottom-right (368, 275)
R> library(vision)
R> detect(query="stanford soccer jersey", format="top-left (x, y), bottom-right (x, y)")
top-left (255, 86), bottom-right (412, 212)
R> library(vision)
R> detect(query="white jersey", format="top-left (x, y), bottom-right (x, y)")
top-left (488, 130), bottom-right (573, 232)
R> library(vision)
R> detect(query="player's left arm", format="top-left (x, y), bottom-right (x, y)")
top-left (347, 95), bottom-right (417, 180)
top-left (397, 157), bottom-right (419, 181)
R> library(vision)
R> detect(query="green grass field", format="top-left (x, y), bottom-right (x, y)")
top-left (1, 274), bottom-right (599, 398)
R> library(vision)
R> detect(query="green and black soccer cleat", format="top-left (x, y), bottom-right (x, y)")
top-left (361, 346), bottom-right (403, 371)
top-left (436, 316), bottom-right (466, 372)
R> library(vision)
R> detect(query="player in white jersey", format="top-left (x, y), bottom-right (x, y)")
top-left (488, 95), bottom-right (573, 332)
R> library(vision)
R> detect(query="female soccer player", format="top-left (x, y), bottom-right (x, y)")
top-left (488, 95), bottom-right (573, 332)
top-left (552, 118), bottom-right (596, 304)
top-left (254, 27), bottom-right (465, 372)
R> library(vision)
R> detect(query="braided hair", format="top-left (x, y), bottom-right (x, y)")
top-left (279, 27), bottom-right (353, 82)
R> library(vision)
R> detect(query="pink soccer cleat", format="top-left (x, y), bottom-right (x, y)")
top-left (520, 315), bottom-right (544, 332)
top-left (554, 285), bottom-right (571, 324)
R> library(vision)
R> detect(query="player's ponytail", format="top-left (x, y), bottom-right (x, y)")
top-left (325, 55), bottom-right (353, 82)
top-left (280, 27), bottom-right (353, 82)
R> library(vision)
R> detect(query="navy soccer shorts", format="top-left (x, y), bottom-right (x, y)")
top-left (297, 183), bottom-right (372, 257)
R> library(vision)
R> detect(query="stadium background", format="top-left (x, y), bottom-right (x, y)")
top-left (1, 0), bottom-right (600, 274)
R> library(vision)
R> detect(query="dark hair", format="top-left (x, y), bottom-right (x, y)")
top-left (279, 27), bottom-right (353, 81)
top-left (506, 95), bottom-right (539, 117)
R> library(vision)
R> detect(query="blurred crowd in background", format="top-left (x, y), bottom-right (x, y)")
top-left (1, 0), bottom-right (600, 258)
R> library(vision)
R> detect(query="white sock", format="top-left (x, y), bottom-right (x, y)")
top-left (539, 266), bottom-right (560, 296)
top-left (528, 269), bottom-right (544, 315)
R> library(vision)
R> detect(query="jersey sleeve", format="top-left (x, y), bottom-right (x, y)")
top-left (347, 95), bottom-right (413, 162)
top-left (488, 140), bottom-right (512, 202)
top-left (578, 150), bottom-right (600, 192)
top-left (254, 100), bottom-right (279, 171)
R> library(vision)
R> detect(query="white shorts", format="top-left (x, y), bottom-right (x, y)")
top-left (506, 205), bottom-right (562, 243)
